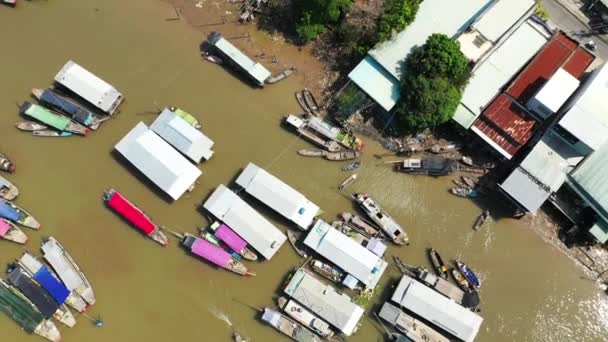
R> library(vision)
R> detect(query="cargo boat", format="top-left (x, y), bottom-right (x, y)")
top-left (353, 193), bottom-right (408, 245)
top-left (278, 296), bottom-right (335, 339)
top-left (261, 307), bottom-right (322, 342)
top-left (32, 88), bottom-right (105, 130)
top-left (20, 102), bottom-right (89, 135)
top-left (181, 233), bottom-right (255, 276)
top-left (208, 222), bottom-right (258, 261)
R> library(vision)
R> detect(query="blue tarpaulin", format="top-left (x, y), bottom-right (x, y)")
top-left (33, 267), bottom-right (70, 305)
top-left (39, 89), bottom-right (94, 126)
top-left (0, 200), bottom-right (20, 222)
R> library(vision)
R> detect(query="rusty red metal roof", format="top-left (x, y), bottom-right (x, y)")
top-left (472, 32), bottom-right (595, 159)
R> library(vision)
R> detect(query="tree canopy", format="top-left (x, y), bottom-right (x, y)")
top-left (377, 0), bottom-right (421, 43)
top-left (294, 0), bottom-right (353, 41)
top-left (395, 34), bottom-right (471, 133)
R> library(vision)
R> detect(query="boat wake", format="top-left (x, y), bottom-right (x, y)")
top-left (208, 306), bottom-right (232, 327)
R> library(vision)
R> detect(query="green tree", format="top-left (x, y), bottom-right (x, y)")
top-left (396, 75), bottom-right (462, 133)
top-left (405, 33), bottom-right (471, 87)
top-left (377, 0), bottom-right (421, 42)
top-left (294, 0), bottom-right (353, 41)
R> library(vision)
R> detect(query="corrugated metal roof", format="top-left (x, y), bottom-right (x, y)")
top-left (472, 0), bottom-right (535, 42)
top-left (454, 20), bottom-right (548, 128)
top-left (214, 38), bottom-right (271, 85)
top-left (348, 56), bottom-right (400, 111)
top-left (303, 220), bottom-right (387, 288)
top-left (589, 219), bottom-right (608, 243)
top-left (559, 62), bottom-right (608, 150)
top-left (284, 269), bottom-right (364, 336)
top-left (114, 122), bottom-right (202, 200)
top-left (202, 184), bottom-right (286, 260)
top-left (54, 60), bottom-right (123, 114)
top-left (151, 109), bottom-right (214, 162)
top-left (235, 163), bottom-right (320, 230)
top-left (499, 167), bottom-right (552, 212)
top-left (391, 274), bottom-right (483, 342)
top-left (569, 142), bottom-right (608, 221)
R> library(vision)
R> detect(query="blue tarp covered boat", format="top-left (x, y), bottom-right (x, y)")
top-left (32, 88), bottom-right (101, 130)
top-left (0, 199), bottom-right (20, 222)
top-left (33, 267), bottom-right (70, 305)
top-left (7, 268), bottom-right (59, 319)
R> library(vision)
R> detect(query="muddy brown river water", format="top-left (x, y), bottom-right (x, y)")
top-left (1, 1), bottom-right (607, 341)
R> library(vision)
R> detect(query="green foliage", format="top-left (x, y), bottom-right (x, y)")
top-left (395, 34), bottom-right (470, 133)
top-left (377, 0), bottom-right (421, 42)
top-left (535, 0), bottom-right (549, 21)
top-left (294, 0), bottom-right (353, 41)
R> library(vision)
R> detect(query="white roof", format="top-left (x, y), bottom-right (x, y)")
top-left (235, 163), bottom-right (320, 230)
top-left (528, 68), bottom-right (580, 118)
top-left (214, 38), bottom-right (271, 85)
top-left (472, 0), bottom-right (535, 42)
top-left (559, 63), bottom-right (608, 150)
top-left (285, 115), bottom-right (305, 129)
top-left (348, 55), bottom-right (401, 111)
top-left (41, 241), bottom-right (83, 291)
top-left (307, 117), bottom-right (340, 140)
top-left (454, 20), bottom-right (548, 128)
top-left (151, 109), bottom-right (214, 162)
top-left (303, 220), bottom-right (387, 288)
top-left (202, 184), bottom-right (286, 260)
top-left (54, 60), bottom-right (123, 114)
top-left (391, 274), bottom-right (483, 342)
top-left (114, 122), bottom-right (202, 200)
top-left (284, 269), bottom-right (364, 336)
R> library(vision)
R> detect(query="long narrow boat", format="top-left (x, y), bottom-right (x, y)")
top-left (303, 88), bottom-right (321, 116)
top-left (7, 267), bottom-right (76, 328)
top-left (261, 307), bottom-right (322, 342)
top-left (0, 175), bottom-right (18, 200)
top-left (16, 121), bottom-right (48, 132)
top-left (338, 174), bottom-right (357, 191)
top-left (287, 229), bottom-right (307, 258)
top-left (473, 210), bottom-right (489, 231)
top-left (32, 88), bottom-right (103, 130)
top-left (378, 302), bottom-right (449, 342)
top-left (0, 199), bottom-right (40, 229)
top-left (353, 193), bottom-right (408, 245)
top-left (450, 187), bottom-right (479, 198)
top-left (451, 268), bottom-right (471, 293)
top-left (284, 115), bottom-right (342, 152)
top-left (324, 151), bottom-right (360, 161)
top-left (456, 261), bottom-right (481, 290)
top-left (2, 0), bottom-right (17, 7)
top-left (209, 222), bottom-right (258, 261)
top-left (169, 107), bottom-right (201, 129)
top-left (103, 189), bottom-right (169, 246)
top-left (0, 279), bottom-right (62, 342)
top-left (428, 248), bottom-right (448, 279)
top-left (41, 237), bottom-right (96, 305)
top-left (0, 218), bottom-right (27, 244)
top-left (266, 68), bottom-right (294, 84)
top-left (32, 130), bottom-right (73, 138)
top-left (17, 252), bottom-right (89, 313)
top-left (0, 152), bottom-right (15, 173)
top-left (297, 149), bottom-right (327, 157)
top-left (182, 233), bottom-right (255, 276)
top-left (277, 296), bottom-right (335, 339)
top-left (295, 91), bottom-right (311, 114)
top-left (199, 231), bottom-right (243, 260)
top-left (310, 259), bottom-right (343, 283)
top-left (20, 102), bottom-right (89, 135)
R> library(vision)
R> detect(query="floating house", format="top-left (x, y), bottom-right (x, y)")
top-left (208, 32), bottom-right (271, 87)
top-left (202, 184), bottom-right (286, 260)
top-left (114, 122), bottom-right (202, 200)
top-left (284, 269), bottom-right (364, 336)
top-left (303, 219), bottom-right (387, 289)
top-left (151, 108), bottom-right (215, 162)
top-left (235, 163), bottom-right (320, 230)
top-left (391, 274), bottom-right (483, 342)
top-left (54, 60), bottom-right (124, 115)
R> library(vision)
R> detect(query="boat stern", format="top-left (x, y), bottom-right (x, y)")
top-left (22, 216), bottom-right (41, 229)
top-left (54, 305), bottom-right (77, 328)
top-left (35, 320), bottom-right (62, 342)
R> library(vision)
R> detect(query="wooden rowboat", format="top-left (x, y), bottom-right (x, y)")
top-left (461, 176), bottom-right (477, 189)
top-left (303, 88), bottom-right (321, 116)
top-left (287, 229), bottom-right (307, 258)
top-left (428, 248), bottom-right (448, 279)
top-left (0, 175), bottom-right (18, 200)
top-left (0, 218), bottom-right (28, 244)
top-left (16, 121), bottom-right (48, 132)
top-left (473, 210), bottom-right (489, 231)
top-left (0, 199), bottom-right (40, 229)
top-left (297, 148), bottom-right (327, 157)
top-left (295, 91), bottom-right (311, 114)
top-left (0, 152), bottom-right (15, 173)
top-left (338, 174), bottom-right (357, 191)
top-left (32, 130), bottom-right (73, 138)
top-left (325, 150), bottom-right (360, 161)
top-left (310, 259), bottom-right (343, 283)
top-left (265, 68), bottom-right (294, 84)
top-left (342, 161), bottom-right (360, 171)
top-left (203, 52), bottom-right (223, 64)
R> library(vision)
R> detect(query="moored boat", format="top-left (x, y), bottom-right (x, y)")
top-left (0, 199), bottom-right (40, 229)
top-left (461, 176), bottom-right (477, 189)
top-left (0, 219), bottom-right (27, 244)
top-left (209, 222), bottom-right (258, 261)
top-left (2, 0), bottom-right (16, 7)
top-left (0, 152), bottom-right (15, 173)
top-left (266, 68), bottom-right (295, 84)
top-left (303, 88), bottom-right (321, 116)
top-left (342, 161), bottom-right (360, 171)
top-left (284, 115), bottom-right (343, 152)
top-left (203, 52), bottom-right (224, 64)
top-left (17, 252), bottom-right (89, 313)
top-left (199, 231), bottom-right (243, 260)
top-left (103, 189), bottom-right (169, 246)
top-left (32, 88), bottom-right (103, 130)
top-left (233, 331), bottom-right (247, 342)
top-left (353, 193), bottom-right (408, 245)
top-left (261, 307), bottom-right (322, 342)
top-left (16, 121), bottom-right (48, 132)
top-left (169, 107), bottom-right (202, 129)
top-left (182, 233), bottom-right (255, 276)
top-left (41, 236), bottom-right (96, 305)
top-left (338, 174), bottom-right (357, 191)
top-left (287, 229), bottom-right (307, 258)
top-left (451, 268), bottom-right (471, 293)
top-left (295, 91), bottom-right (311, 114)
top-left (450, 187), bottom-right (479, 198)
top-left (394, 157), bottom-right (458, 176)
top-left (339, 212), bottom-right (381, 238)
top-left (325, 150), bottom-right (360, 161)
top-left (378, 301), bottom-right (449, 342)
top-left (32, 130), bottom-right (73, 138)
top-left (277, 296), bottom-right (335, 339)
top-left (456, 261), bottom-right (481, 290)
top-left (297, 149), bottom-right (327, 157)
top-left (428, 248), bottom-right (448, 279)
top-left (473, 210), bottom-right (489, 231)
top-left (310, 259), bottom-right (343, 283)
top-left (0, 175), bottom-right (18, 200)
top-left (21, 102), bottom-right (89, 135)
